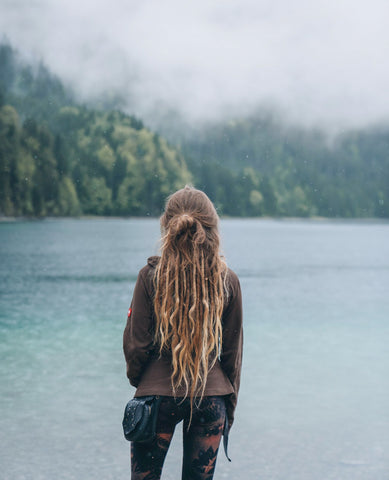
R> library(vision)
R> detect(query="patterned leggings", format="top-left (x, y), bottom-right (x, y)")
top-left (131, 396), bottom-right (226, 480)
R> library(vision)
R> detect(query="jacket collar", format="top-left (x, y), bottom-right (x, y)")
top-left (147, 256), bottom-right (160, 268)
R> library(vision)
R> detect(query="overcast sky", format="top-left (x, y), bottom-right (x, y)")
top-left (1, 0), bottom-right (389, 129)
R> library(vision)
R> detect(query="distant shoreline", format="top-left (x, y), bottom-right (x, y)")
top-left (1, 215), bottom-right (389, 224)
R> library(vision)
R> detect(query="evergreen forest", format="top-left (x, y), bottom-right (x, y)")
top-left (1, 42), bottom-right (388, 218)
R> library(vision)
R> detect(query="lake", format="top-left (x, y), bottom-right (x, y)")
top-left (0, 218), bottom-right (388, 479)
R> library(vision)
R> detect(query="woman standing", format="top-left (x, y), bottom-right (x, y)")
top-left (123, 186), bottom-right (243, 480)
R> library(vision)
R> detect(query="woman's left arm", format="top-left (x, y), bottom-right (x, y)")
top-left (220, 271), bottom-right (243, 428)
top-left (123, 267), bottom-right (155, 387)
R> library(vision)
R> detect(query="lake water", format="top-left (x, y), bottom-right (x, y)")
top-left (0, 218), bottom-right (388, 480)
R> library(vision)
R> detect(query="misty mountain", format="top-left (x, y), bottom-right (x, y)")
top-left (1, 41), bottom-right (388, 218)
top-left (0, 42), bottom-right (190, 217)
top-left (179, 115), bottom-right (389, 217)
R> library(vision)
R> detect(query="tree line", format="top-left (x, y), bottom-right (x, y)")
top-left (181, 115), bottom-right (389, 217)
top-left (1, 42), bottom-right (388, 218)
top-left (0, 43), bottom-right (190, 216)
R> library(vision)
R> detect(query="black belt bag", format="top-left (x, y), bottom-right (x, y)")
top-left (122, 394), bottom-right (231, 461)
top-left (122, 395), bottom-right (162, 443)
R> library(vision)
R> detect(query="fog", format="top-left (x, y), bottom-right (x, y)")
top-left (1, 0), bottom-right (389, 129)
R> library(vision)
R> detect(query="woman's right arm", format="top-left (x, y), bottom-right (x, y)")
top-left (123, 267), bottom-right (155, 387)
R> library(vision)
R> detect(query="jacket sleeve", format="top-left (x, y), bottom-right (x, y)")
top-left (123, 268), bottom-right (155, 387)
top-left (220, 271), bottom-right (243, 429)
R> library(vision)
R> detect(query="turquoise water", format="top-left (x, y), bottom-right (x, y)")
top-left (0, 218), bottom-right (388, 479)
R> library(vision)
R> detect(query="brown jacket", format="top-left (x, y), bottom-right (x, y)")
top-left (123, 256), bottom-right (243, 426)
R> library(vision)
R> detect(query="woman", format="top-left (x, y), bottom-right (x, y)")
top-left (123, 186), bottom-right (243, 480)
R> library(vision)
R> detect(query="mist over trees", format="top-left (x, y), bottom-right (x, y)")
top-left (1, 42), bottom-right (388, 218)
top-left (0, 43), bottom-right (190, 216)
top-left (182, 117), bottom-right (389, 217)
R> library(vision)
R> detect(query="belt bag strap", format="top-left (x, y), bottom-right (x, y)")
top-left (223, 414), bottom-right (231, 462)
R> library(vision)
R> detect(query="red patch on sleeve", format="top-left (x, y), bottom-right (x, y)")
top-left (127, 307), bottom-right (132, 319)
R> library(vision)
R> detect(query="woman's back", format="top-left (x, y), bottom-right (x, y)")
top-left (123, 186), bottom-right (243, 480)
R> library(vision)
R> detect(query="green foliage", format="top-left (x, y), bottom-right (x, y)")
top-left (0, 42), bottom-right (191, 216)
top-left (1, 41), bottom-right (388, 218)
top-left (58, 177), bottom-right (80, 215)
top-left (183, 114), bottom-right (389, 217)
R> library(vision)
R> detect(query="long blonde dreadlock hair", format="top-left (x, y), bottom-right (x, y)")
top-left (154, 186), bottom-right (227, 412)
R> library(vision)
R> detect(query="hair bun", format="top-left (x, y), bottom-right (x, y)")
top-left (173, 213), bottom-right (195, 234)
top-left (167, 213), bottom-right (207, 246)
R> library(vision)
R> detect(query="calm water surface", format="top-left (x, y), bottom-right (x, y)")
top-left (0, 218), bottom-right (388, 480)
